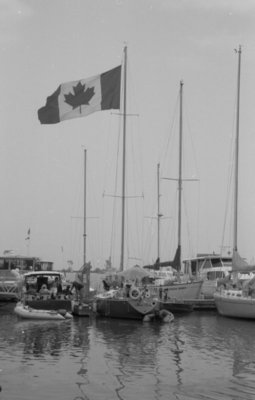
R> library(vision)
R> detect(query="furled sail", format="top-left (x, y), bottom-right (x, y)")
top-left (232, 250), bottom-right (255, 272)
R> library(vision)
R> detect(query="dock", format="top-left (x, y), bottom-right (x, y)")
top-left (183, 298), bottom-right (216, 310)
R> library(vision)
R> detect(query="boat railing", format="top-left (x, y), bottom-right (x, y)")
top-left (23, 292), bottom-right (73, 302)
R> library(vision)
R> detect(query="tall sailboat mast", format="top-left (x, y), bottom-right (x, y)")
top-left (120, 46), bottom-right (127, 271)
top-left (233, 45), bottom-right (242, 254)
top-left (157, 163), bottom-right (162, 261)
top-left (178, 80), bottom-right (183, 266)
top-left (83, 148), bottom-right (87, 265)
top-left (161, 81), bottom-right (184, 270)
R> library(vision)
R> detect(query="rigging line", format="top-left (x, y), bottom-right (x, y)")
top-left (128, 196), bottom-right (145, 267)
top-left (114, 50), bottom-right (143, 268)
top-left (143, 212), bottom-right (156, 264)
top-left (128, 56), bottom-right (144, 263)
top-left (141, 163), bottom-right (157, 264)
top-left (182, 94), bottom-right (200, 180)
top-left (70, 157), bottom-right (83, 266)
top-left (88, 156), bottom-right (102, 266)
top-left (123, 58), bottom-right (144, 268)
top-left (101, 111), bottom-right (114, 264)
top-left (220, 99), bottom-right (237, 253)
top-left (169, 189), bottom-right (178, 259)
top-left (162, 187), bottom-right (177, 260)
top-left (159, 92), bottom-right (179, 174)
top-left (109, 96), bottom-right (122, 263)
top-left (182, 189), bottom-right (193, 258)
top-left (129, 136), bottom-right (144, 263)
top-left (221, 143), bottom-right (235, 253)
top-left (110, 127), bottom-right (120, 263)
top-left (195, 179), bottom-right (201, 258)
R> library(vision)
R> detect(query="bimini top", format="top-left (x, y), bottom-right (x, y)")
top-left (23, 271), bottom-right (65, 279)
top-left (183, 254), bottom-right (232, 262)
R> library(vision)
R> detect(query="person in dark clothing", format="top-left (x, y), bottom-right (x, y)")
top-left (102, 280), bottom-right (110, 291)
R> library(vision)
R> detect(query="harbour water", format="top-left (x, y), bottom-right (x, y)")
top-left (1, 301), bottom-right (255, 400)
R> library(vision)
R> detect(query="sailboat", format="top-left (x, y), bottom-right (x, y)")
top-left (143, 82), bottom-right (202, 309)
top-left (95, 47), bottom-right (159, 320)
top-left (214, 46), bottom-right (255, 319)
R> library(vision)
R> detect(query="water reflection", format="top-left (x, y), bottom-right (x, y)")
top-left (16, 322), bottom-right (64, 358)
top-left (71, 318), bottom-right (91, 400)
top-left (93, 318), bottom-right (184, 398)
top-left (2, 310), bottom-right (255, 399)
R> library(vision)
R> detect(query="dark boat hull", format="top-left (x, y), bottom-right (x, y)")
top-left (158, 300), bottom-right (193, 313)
top-left (25, 297), bottom-right (72, 312)
top-left (95, 297), bottom-right (157, 320)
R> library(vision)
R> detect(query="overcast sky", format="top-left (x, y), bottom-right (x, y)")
top-left (1, 0), bottom-right (255, 270)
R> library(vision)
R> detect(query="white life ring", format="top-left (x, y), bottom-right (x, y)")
top-left (129, 286), bottom-right (141, 300)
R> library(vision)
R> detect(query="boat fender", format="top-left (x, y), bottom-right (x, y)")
top-left (218, 285), bottom-right (225, 293)
top-left (129, 286), bottom-right (141, 300)
top-left (143, 313), bottom-right (154, 322)
top-left (64, 312), bottom-right (73, 319)
top-left (159, 309), bottom-right (174, 323)
top-left (144, 290), bottom-right (151, 298)
top-left (58, 309), bottom-right (67, 316)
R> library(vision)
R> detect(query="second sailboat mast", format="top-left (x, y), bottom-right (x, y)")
top-left (233, 46), bottom-right (241, 253)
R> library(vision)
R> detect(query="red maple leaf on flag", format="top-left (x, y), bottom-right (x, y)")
top-left (64, 82), bottom-right (95, 111)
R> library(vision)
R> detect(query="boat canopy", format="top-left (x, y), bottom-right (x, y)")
top-left (23, 271), bottom-right (65, 279)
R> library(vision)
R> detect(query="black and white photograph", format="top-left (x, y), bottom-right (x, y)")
top-left (1, 1), bottom-right (255, 399)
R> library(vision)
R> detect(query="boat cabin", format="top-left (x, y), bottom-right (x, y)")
top-left (149, 267), bottom-right (178, 285)
top-left (0, 256), bottom-right (53, 301)
top-left (183, 254), bottom-right (232, 279)
top-left (0, 256), bottom-right (53, 273)
top-left (23, 271), bottom-right (69, 293)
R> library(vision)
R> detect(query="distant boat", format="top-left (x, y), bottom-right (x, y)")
top-left (95, 47), bottom-right (158, 320)
top-left (0, 255), bottom-right (53, 302)
top-left (214, 46), bottom-right (255, 319)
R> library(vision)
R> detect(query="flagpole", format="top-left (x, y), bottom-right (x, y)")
top-left (120, 45), bottom-right (127, 272)
top-left (26, 229), bottom-right (31, 256)
top-left (26, 239), bottom-right (30, 257)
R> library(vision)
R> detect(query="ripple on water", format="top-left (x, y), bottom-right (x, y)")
top-left (1, 310), bottom-right (255, 399)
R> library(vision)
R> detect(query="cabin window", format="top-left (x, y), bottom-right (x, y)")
top-left (183, 262), bottom-right (190, 275)
top-left (206, 271), bottom-right (225, 280)
top-left (17, 259), bottom-right (33, 271)
top-left (203, 259), bottom-right (212, 269)
top-left (190, 261), bottom-right (197, 275)
top-left (222, 258), bottom-right (232, 267)
top-left (211, 258), bottom-right (222, 268)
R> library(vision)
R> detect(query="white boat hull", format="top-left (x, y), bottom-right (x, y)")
top-left (214, 290), bottom-right (255, 319)
top-left (200, 280), bottom-right (218, 299)
top-left (14, 303), bottom-right (72, 320)
top-left (148, 280), bottom-right (202, 301)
